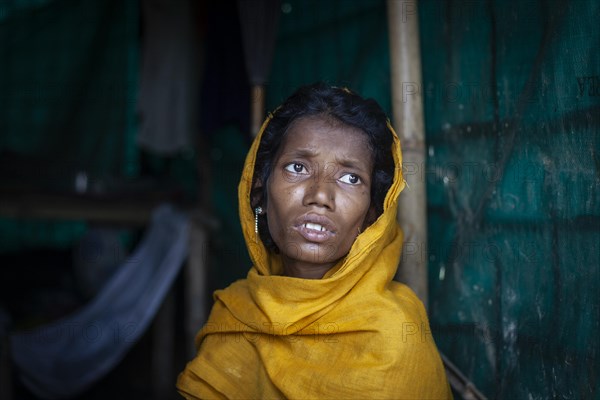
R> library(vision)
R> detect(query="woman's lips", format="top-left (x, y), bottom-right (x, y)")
top-left (293, 214), bottom-right (336, 243)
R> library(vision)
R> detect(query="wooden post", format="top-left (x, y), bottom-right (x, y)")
top-left (184, 216), bottom-right (209, 358)
top-left (1, 332), bottom-right (13, 400)
top-left (387, 0), bottom-right (428, 308)
top-left (152, 291), bottom-right (175, 400)
top-left (251, 84), bottom-right (266, 137)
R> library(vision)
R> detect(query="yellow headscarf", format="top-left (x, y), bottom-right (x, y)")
top-left (177, 112), bottom-right (451, 399)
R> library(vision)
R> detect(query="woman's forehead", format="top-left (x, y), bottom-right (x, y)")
top-left (276, 116), bottom-right (373, 167)
top-left (283, 115), bottom-right (369, 147)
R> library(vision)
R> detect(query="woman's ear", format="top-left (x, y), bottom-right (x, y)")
top-left (250, 178), bottom-right (264, 209)
top-left (362, 206), bottom-right (378, 231)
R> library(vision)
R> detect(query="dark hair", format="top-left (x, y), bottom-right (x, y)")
top-left (251, 82), bottom-right (395, 250)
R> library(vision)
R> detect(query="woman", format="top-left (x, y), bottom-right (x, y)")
top-left (177, 83), bottom-right (451, 399)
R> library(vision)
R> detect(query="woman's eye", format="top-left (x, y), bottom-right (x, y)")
top-left (338, 173), bottom-right (361, 185)
top-left (284, 163), bottom-right (307, 174)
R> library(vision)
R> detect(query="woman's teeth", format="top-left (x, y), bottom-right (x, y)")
top-left (304, 222), bottom-right (325, 232)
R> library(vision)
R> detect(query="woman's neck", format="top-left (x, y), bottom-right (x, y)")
top-left (281, 259), bottom-right (334, 279)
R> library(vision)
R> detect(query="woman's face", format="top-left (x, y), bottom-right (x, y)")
top-left (266, 115), bottom-right (374, 278)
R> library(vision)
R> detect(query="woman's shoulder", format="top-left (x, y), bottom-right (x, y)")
top-left (387, 280), bottom-right (429, 322)
top-left (375, 281), bottom-right (440, 353)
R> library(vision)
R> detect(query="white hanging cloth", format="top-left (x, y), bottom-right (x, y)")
top-left (10, 205), bottom-right (189, 399)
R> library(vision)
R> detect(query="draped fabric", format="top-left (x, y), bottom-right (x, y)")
top-left (177, 114), bottom-right (451, 399)
top-left (10, 205), bottom-right (189, 399)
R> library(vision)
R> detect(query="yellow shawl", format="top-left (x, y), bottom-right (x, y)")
top-left (177, 116), bottom-right (451, 399)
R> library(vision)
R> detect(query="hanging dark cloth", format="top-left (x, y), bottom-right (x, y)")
top-left (237, 0), bottom-right (281, 86)
top-left (137, 0), bottom-right (200, 154)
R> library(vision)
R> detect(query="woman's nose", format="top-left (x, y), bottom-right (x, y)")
top-left (302, 171), bottom-right (335, 210)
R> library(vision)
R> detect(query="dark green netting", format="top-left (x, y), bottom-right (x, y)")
top-left (0, 0), bottom-right (139, 252)
top-left (0, 0), bottom-right (138, 176)
top-left (421, 0), bottom-right (600, 397)
top-left (267, 0), bottom-right (391, 113)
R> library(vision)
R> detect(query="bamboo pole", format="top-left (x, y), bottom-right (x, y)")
top-left (387, 0), bottom-right (428, 308)
top-left (251, 84), bottom-right (266, 137)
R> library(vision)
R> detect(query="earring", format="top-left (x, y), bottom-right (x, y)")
top-left (254, 207), bottom-right (263, 240)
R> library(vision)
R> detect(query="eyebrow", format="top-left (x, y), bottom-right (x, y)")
top-left (287, 148), bottom-right (318, 158)
top-left (281, 147), bottom-right (372, 174)
top-left (335, 157), bottom-right (371, 175)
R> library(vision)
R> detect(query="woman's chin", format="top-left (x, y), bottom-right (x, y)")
top-left (278, 241), bottom-right (346, 268)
